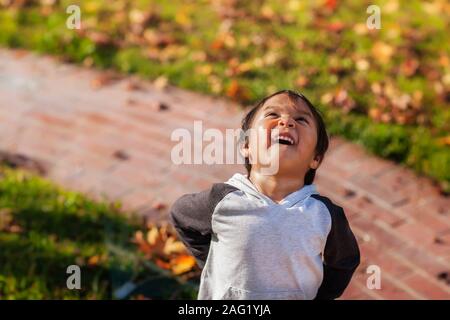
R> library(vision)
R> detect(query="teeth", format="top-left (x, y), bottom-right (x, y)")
top-left (274, 135), bottom-right (294, 145)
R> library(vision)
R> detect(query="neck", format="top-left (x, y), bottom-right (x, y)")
top-left (249, 170), bottom-right (305, 203)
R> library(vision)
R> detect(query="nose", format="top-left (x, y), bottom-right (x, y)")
top-left (278, 116), bottom-right (295, 128)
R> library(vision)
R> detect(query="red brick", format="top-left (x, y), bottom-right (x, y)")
top-left (118, 189), bottom-right (158, 214)
top-left (358, 241), bottom-right (415, 279)
top-left (395, 221), bottom-right (437, 248)
top-left (340, 282), bottom-right (378, 300)
top-left (376, 273), bottom-right (423, 300)
top-left (327, 142), bottom-right (368, 170)
top-left (319, 159), bottom-right (354, 180)
top-left (403, 272), bottom-right (450, 299)
top-left (29, 111), bottom-right (74, 129)
top-left (347, 194), bottom-right (404, 225)
top-left (353, 216), bottom-right (449, 278)
top-left (350, 175), bottom-right (409, 207)
top-left (327, 137), bottom-right (347, 151)
top-left (350, 157), bottom-right (397, 179)
top-left (411, 212), bottom-right (450, 234)
top-left (375, 166), bottom-right (418, 190)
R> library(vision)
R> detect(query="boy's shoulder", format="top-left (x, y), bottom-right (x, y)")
top-left (171, 183), bottom-right (239, 218)
top-left (310, 193), bottom-right (347, 221)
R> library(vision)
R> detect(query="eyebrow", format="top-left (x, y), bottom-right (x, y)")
top-left (262, 105), bottom-right (313, 119)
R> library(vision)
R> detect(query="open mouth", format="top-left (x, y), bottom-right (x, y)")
top-left (271, 132), bottom-right (296, 146)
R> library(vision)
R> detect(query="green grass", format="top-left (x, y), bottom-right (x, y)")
top-left (0, 166), bottom-right (198, 299)
top-left (0, 0), bottom-right (448, 191)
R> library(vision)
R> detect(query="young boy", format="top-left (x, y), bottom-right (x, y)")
top-left (170, 90), bottom-right (360, 300)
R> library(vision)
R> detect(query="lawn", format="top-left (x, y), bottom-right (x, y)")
top-left (0, 0), bottom-right (449, 191)
top-left (0, 165), bottom-right (199, 299)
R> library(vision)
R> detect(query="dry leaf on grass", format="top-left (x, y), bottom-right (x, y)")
top-left (170, 255), bottom-right (197, 275)
top-left (133, 223), bottom-right (196, 276)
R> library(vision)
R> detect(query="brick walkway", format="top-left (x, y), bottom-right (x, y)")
top-left (0, 49), bottom-right (449, 299)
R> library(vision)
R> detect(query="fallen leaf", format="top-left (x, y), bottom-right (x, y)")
top-left (353, 23), bottom-right (368, 35)
top-left (113, 150), bottom-right (130, 161)
top-left (163, 236), bottom-right (187, 255)
top-left (151, 201), bottom-right (166, 211)
top-left (324, 0), bottom-right (338, 11)
top-left (326, 21), bottom-right (345, 32)
top-left (9, 224), bottom-right (22, 233)
top-left (295, 75), bottom-right (309, 88)
top-left (85, 31), bottom-right (115, 47)
top-left (260, 5), bottom-right (275, 21)
top-left (153, 76), bottom-right (169, 90)
top-left (124, 80), bottom-right (143, 91)
top-left (356, 59), bottom-right (370, 71)
top-left (175, 10), bottom-right (192, 29)
top-left (226, 80), bottom-right (249, 101)
top-left (438, 136), bottom-right (450, 146)
top-left (88, 255), bottom-right (100, 266)
top-left (170, 255), bottom-right (196, 275)
top-left (143, 29), bottom-right (176, 48)
top-left (90, 73), bottom-right (120, 89)
top-left (155, 258), bottom-right (171, 270)
top-left (371, 42), bottom-right (394, 64)
top-left (400, 58), bottom-right (419, 77)
top-left (0, 208), bottom-right (13, 231)
top-left (146, 226), bottom-right (159, 245)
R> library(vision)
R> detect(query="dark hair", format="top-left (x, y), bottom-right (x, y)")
top-left (241, 89), bottom-right (329, 185)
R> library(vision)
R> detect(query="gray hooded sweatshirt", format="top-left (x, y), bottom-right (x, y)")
top-left (170, 173), bottom-right (360, 300)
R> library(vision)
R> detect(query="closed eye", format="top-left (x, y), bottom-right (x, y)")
top-left (296, 116), bottom-right (308, 124)
top-left (265, 112), bottom-right (278, 118)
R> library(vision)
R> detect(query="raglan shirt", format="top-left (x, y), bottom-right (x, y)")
top-left (170, 173), bottom-right (360, 300)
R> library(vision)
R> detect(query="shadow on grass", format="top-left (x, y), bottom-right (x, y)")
top-left (0, 166), bottom-right (198, 299)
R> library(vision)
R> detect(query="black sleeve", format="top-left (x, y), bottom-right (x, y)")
top-left (169, 183), bottom-right (238, 269)
top-left (311, 195), bottom-right (360, 300)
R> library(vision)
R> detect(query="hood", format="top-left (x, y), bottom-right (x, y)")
top-left (225, 173), bottom-right (318, 208)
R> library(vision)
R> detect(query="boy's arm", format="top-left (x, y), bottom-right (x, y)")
top-left (169, 183), bottom-right (238, 269)
top-left (312, 195), bottom-right (361, 300)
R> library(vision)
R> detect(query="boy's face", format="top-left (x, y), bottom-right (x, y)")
top-left (242, 93), bottom-right (320, 178)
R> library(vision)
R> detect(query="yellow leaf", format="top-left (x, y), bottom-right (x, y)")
top-left (170, 255), bottom-right (196, 275)
top-left (153, 76), bottom-right (168, 90)
top-left (371, 42), bottom-right (394, 64)
top-left (147, 226), bottom-right (159, 245)
top-left (438, 136), bottom-right (450, 146)
top-left (163, 236), bottom-right (187, 255)
top-left (175, 10), bottom-right (192, 28)
top-left (88, 255), bottom-right (100, 266)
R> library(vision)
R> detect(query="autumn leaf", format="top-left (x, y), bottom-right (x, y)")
top-left (326, 21), bottom-right (345, 33)
top-left (133, 230), bottom-right (153, 256)
top-left (400, 58), bottom-right (419, 77)
top-left (170, 255), bottom-right (196, 275)
top-left (151, 201), bottom-right (166, 211)
top-left (85, 31), bottom-right (115, 47)
top-left (163, 236), bottom-right (187, 255)
top-left (371, 42), bottom-right (394, 64)
top-left (438, 136), bottom-right (450, 146)
top-left (90, 72), bottom-right (121, 89)
top-left (0, 208), bottom-right (13, 231)
top-left (175, 10), bottom-right (192, 30)
top-left (295, 75), bottom-right (309, 88)
top-left (324, 0), bottom-right (338, 11)
top-left (210, 37), bottom-right (225, 51)
top-left (226, 80), bottom-right (249, 101)
top-left (155, 258), bottom-right (171, 270)
top-left (143, 29), bottom-right (176, 48)
top-left (88, 255), bottom-right (100, 266)
top-left (153, 76), bottom-right (169, 90)
top-left (260, 5), bottom-right (275, 21)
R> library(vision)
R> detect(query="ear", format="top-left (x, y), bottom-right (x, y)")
top-left (239, 140), bottom-right (250, 159)
top-left (309, 154), bottom-right (321, 170)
